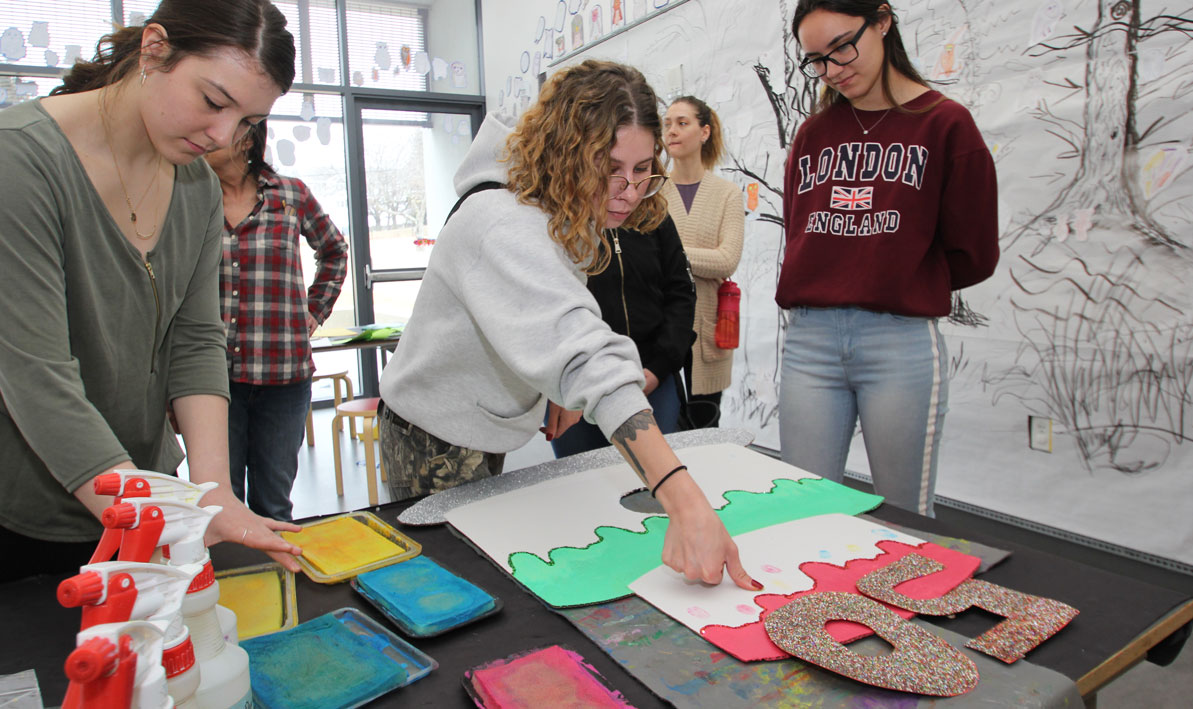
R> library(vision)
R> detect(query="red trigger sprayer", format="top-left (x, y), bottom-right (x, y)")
top-left (715, 279), bottom-right (741, 349)
top-left (58, 561), bottom-right (204, 708)
top-left (63, 619), bottom-right (171, 709)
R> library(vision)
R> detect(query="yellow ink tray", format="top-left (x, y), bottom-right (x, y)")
top-left (214, 562), bottom-right (298, 640)
top-left (282, 511), bottom-right (421, 584)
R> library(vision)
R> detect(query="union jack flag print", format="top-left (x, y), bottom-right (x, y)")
top-left (830, 186), bottom-right (873, 211)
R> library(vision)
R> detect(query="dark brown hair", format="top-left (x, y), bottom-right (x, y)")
top-left (241, 119), bottom-right (271, 181)
top-left (51, 0), bottom-right (294, 96)
top-left (791, 0), bottom-right (937, 115)
top-left (670, 96), bottom-right (724, 169)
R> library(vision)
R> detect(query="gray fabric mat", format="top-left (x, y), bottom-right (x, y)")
top-left (559, 595), bottom-right (1083, 708)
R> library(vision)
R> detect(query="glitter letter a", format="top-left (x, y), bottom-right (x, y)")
top-left (763, 592), bottom-right (979, 696)
top-left (855, 553), bottom-right (1079, 663)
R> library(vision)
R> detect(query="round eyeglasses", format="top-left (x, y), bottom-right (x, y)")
top-left (608, 174), bottom-right (668, 198)
top-left (799, 19), bottom-right (871, 79)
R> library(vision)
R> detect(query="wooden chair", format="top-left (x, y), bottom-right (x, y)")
top-left (306, 370), bottom-right (354, 446)
top-left (331, 397), bottom-right (388, 507)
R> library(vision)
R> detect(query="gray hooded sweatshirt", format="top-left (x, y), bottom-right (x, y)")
top-left (379, 113), bottom-right (648, 452)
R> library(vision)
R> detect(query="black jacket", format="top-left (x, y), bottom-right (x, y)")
top-left (589, 215), bottom-right (696, 378)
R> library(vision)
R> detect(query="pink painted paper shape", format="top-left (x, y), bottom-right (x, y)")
top-left (701, 540), bottom-right (980, 662)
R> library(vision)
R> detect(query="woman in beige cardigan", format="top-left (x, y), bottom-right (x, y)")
top-left (662, 96), bottom-right (745, 427)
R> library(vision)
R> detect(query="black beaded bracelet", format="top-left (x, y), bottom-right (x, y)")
top-left (650, 465), bottom-right (688, 498)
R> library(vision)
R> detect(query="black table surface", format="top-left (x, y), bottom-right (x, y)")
top-left (3, 499), bottom-right (1190, 708)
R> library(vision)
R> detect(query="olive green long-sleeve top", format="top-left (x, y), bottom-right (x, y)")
top-left (0, 100), bottom-right (229, 542)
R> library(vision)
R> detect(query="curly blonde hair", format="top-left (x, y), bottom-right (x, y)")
top-left (505, 60), bottom-right (669, 274)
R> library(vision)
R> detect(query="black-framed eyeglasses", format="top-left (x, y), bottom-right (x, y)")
top-left (799, 19), bottom-right (871, 79)
top-left (608, 174), bottom-right (668, 198)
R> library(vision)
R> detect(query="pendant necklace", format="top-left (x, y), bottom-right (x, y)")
top-left (98, 90), bottom-right (164, 240)
top-left (850, 105), bottom-right (892, 135)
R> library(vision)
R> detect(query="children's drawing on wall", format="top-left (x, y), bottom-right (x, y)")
top-left (572, 13), bottom-right (585, 50)
top-left (612, 0), bottom-right (626, 28)
top-left (591, 5), bottom-right (604, 40)
top-left (555, 0), bottom-right (567, 32)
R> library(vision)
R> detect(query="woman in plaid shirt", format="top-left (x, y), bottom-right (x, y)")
top-left (207, 121), bottom-right (348, 521)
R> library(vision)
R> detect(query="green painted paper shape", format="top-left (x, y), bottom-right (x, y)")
top-left (508, 477), bottom-right (883, 607)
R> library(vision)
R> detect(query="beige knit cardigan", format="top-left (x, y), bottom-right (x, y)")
top-left (663, 173), bottom-right (745, 395)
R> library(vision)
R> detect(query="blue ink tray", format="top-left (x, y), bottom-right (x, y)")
top-left (351, 555), bottom-right (502, 638)
top-left (241, 607), bottom-right (436, 709)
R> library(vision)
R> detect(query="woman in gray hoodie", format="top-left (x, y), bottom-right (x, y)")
top-left (378, 60), bottom-right (759, 590)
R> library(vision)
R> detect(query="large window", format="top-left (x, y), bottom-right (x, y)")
top-left (1, 0), bottom-right (486, 397)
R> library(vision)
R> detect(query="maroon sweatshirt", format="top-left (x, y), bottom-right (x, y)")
top-left (777, 90), bottom-right (999, 317)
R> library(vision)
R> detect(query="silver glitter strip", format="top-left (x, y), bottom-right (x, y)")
top-left (763, 591), bottom-right (980, 696)
top-left (856, 553), bottom-right (1080, 663)
top-left (397, 429), bottom-right (754, 526)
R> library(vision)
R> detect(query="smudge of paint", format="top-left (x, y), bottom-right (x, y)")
top-left (242, 612), bottom-right (410, 709)
top-left (761, 564), bottom-right (782, 574)
top-left (282, 516), bottom-right (407, 579)
top-left (736, 604), bottom-right (756, 615)
top-left (687, 606), bottom-right (711, 619)
top-left (818, 549), bottom-right (832, 559)
top-left (466, 645), bottom-right (632, 707)
top-left (509, 478), bottom-right (883, 607)
top-left (354, 556), bottom-right (498, 636)
top-left (218, 569), bottom-right (286, 639)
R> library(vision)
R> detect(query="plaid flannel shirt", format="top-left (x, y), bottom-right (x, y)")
top-left (220, 170), bottom-right (348, 384)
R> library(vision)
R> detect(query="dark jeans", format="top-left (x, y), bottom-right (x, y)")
top-left (680, 351), bottom-right (722, 429)
top-left (550, 373), bottom-right (682, 458)
top-left (228, 378), bottom-right (312, 521)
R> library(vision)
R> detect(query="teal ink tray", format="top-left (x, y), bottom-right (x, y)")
top-left (351, 556), bottom-right (502, 638)
top-left (241, 607), bottom-right (436, 709)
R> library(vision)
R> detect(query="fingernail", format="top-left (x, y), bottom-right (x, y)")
top-left (546, 434), bottom-right (553, 441)
top-left (751, 579), bottom-right (764, 591)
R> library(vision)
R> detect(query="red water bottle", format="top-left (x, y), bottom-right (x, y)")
top-left (715, 279), bottom-right (740, 349)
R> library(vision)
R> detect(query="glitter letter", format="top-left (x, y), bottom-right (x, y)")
top-left (855, 553), bottom-right (1079, 663)
top-left (763, 592), bottom-right (979, 696)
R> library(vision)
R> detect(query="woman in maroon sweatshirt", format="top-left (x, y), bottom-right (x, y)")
top-left (777, 0), bottom-right (999, 516)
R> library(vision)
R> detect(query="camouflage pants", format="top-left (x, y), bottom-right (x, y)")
top-left (377, 401), bottom-right (505, 501)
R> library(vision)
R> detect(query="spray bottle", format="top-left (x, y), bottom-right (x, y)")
top-left (91, 498), bottom-right (252, 709)
top-left (91, 472), bottom-right (239, 644)
top-left (58, 561), bottom-right (204, 708)
top-left (63, 619), bottom-right (172, 709)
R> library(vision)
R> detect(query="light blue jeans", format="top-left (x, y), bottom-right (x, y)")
top-left (779, 306), bottom-right (948, 516)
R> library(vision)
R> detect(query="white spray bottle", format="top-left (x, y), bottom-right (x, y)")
top-left (63, 619), bottom-right (173, 709)
top-left (91, 471), bottom-right (239, 644)
top-left (58, 561), bottom-right (205, 708)
top-left (91, 498), bottom-right (252, 709)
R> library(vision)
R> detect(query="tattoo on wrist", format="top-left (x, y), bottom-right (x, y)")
top-left (611, 410), bottom-right (656, 484)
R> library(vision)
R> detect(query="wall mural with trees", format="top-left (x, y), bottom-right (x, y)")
top-left (484, 0), bottom-right (1193, 567)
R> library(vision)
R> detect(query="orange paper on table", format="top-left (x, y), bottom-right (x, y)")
top-left (283, 517), bottom-right (404, 577)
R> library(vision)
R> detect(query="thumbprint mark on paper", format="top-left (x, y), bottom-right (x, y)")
top-left (687, 606), bottom-right (710, 619)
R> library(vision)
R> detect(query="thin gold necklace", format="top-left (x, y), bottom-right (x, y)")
top-left (850, 104), bottom-right (892, 135)
top-left (98, 90), bottom-right (163, 240)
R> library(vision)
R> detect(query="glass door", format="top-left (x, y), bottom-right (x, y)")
top-left (346, 97), bottom-right (484, 394)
